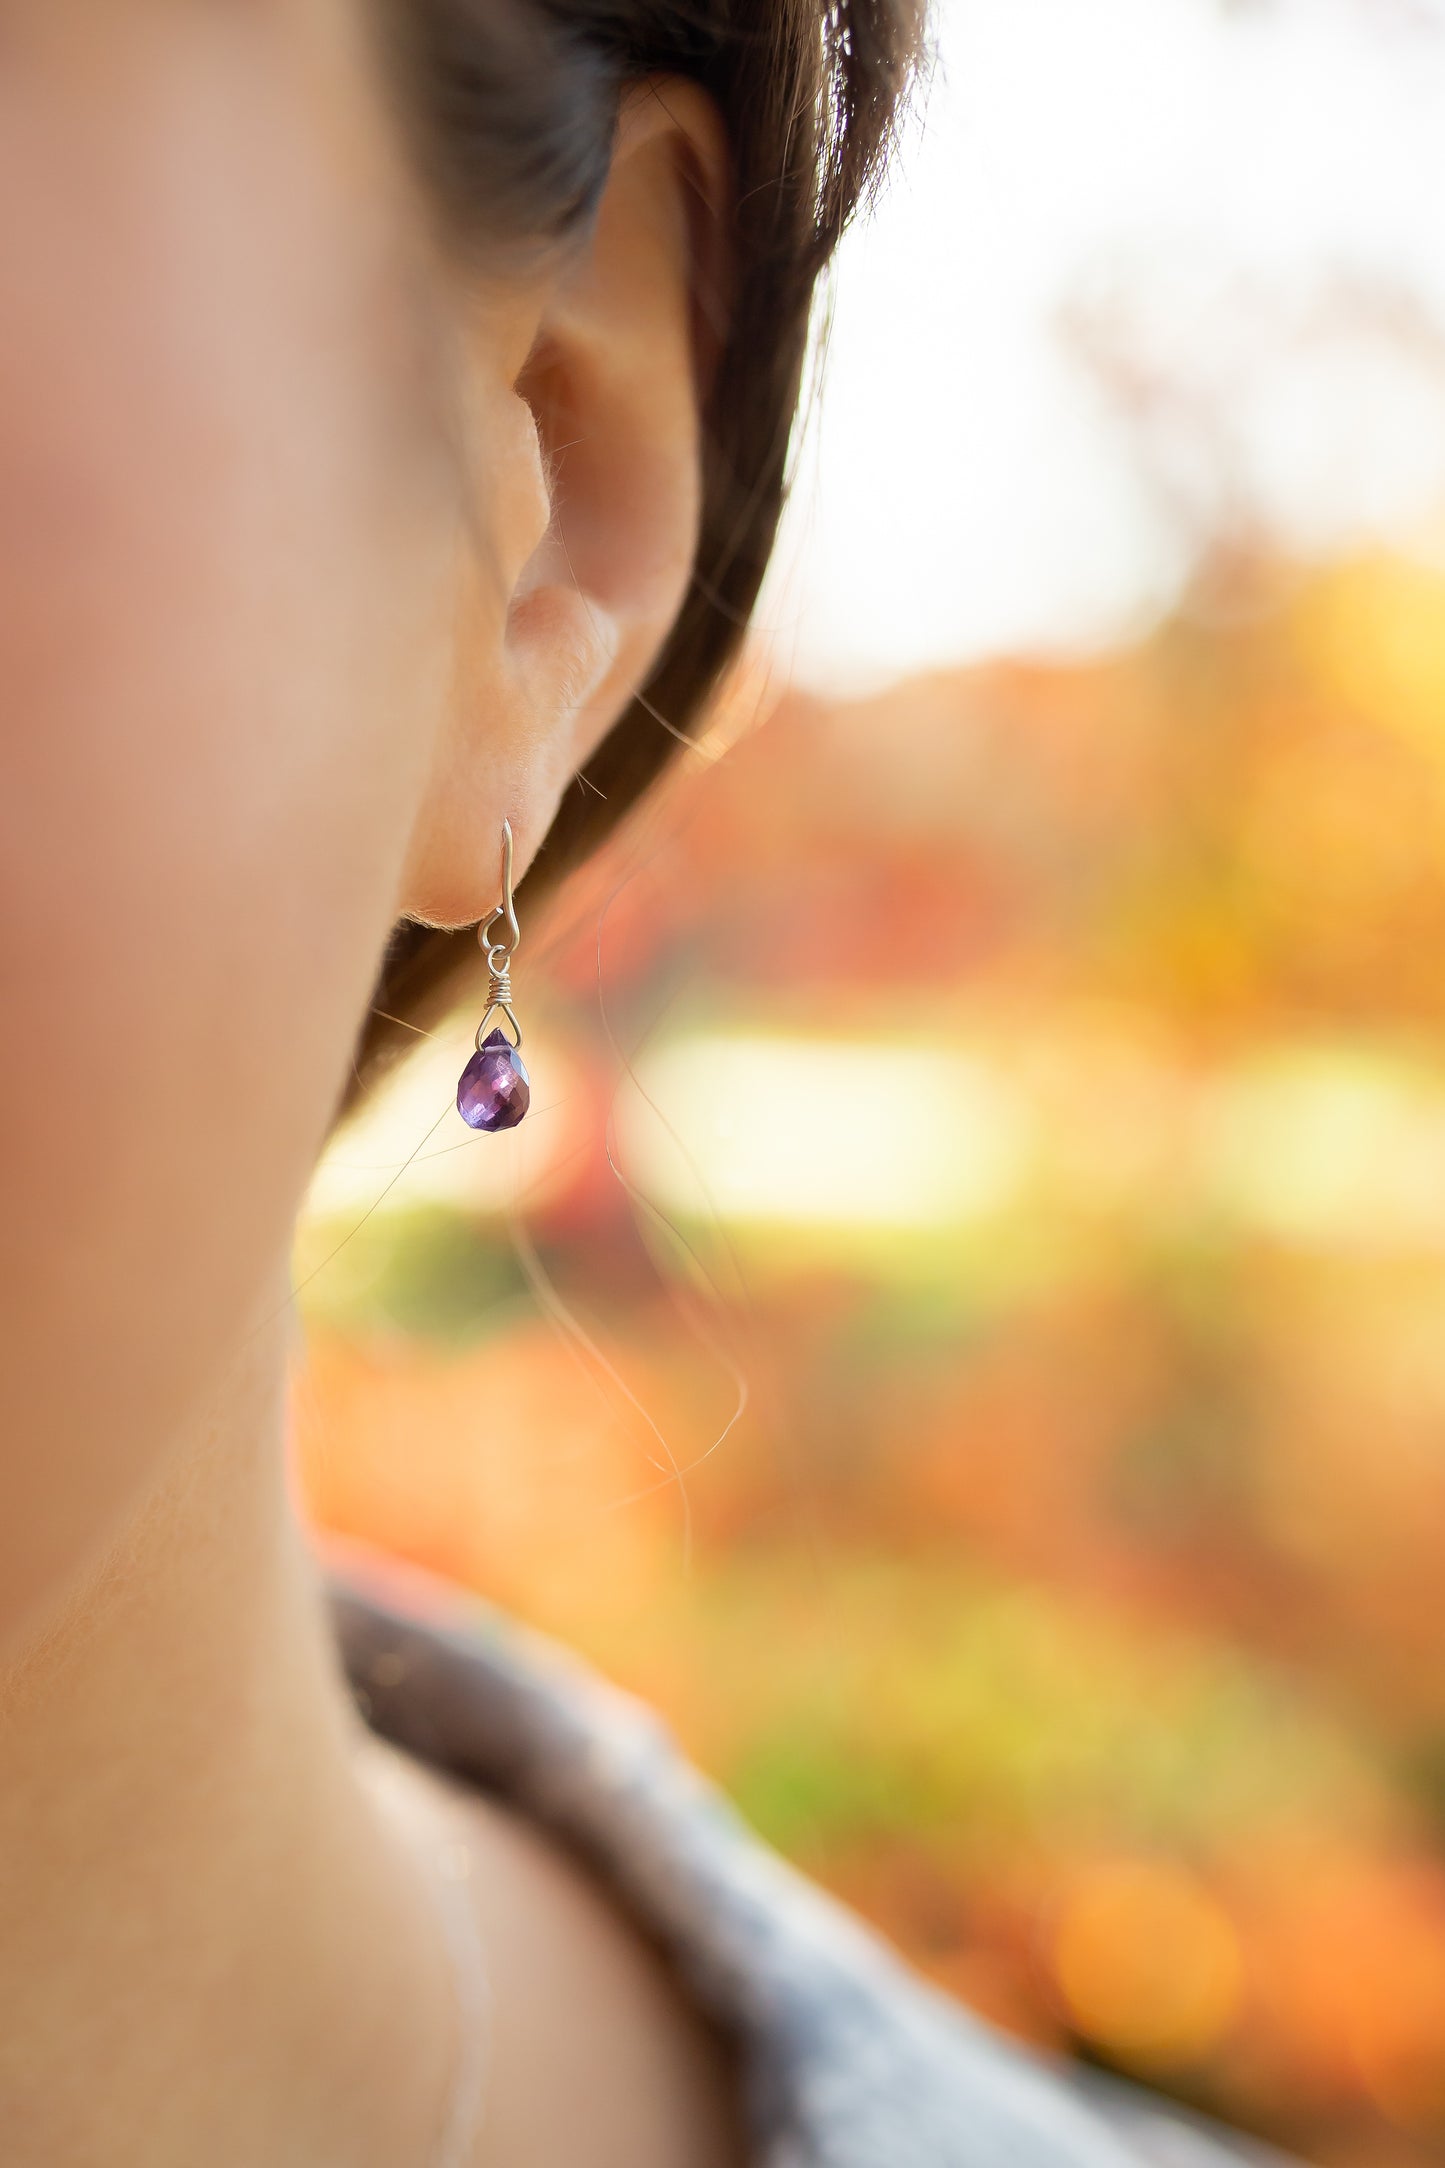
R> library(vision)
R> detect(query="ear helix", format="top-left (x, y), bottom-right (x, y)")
top-left (455, 820), bottom-right (531, 1133)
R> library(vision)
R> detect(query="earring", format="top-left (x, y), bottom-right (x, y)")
top-left (456, 819), bottom-right (531, 1132)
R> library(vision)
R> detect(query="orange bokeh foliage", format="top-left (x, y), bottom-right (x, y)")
top-left (298, 552), bottom-right (1445, 2168)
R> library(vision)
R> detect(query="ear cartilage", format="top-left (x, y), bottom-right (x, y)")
top-left (456, 819), bottom-right (530, 1132)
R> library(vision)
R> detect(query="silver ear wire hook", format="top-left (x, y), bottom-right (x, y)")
top-left (474, 818), bottom-right (523, 1050)
top-left (480, 819), bottom-right (521, 959)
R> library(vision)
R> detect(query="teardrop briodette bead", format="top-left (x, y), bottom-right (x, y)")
top-left (456, 1028), bottom-right (530, 1133)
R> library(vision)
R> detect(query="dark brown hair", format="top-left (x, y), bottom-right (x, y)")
top-left (354, 0), bottom-right (923, 1099)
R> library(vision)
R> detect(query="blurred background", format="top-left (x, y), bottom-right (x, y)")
top-left (294, 3), bottom-right (1445, 2162)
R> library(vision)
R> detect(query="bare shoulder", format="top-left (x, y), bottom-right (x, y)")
top-left (444, 1773), bottom-right (749, 2168)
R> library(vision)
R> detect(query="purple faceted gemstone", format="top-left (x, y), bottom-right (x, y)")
top-left (456, 1028), bottom-right (531, 1132)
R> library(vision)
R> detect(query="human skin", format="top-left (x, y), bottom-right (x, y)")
top-left (0, 3), bottom-right (741, 2162)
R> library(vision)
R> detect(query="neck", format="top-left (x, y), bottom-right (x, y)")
top-left (0, 1280), bottom-right (458, 2168)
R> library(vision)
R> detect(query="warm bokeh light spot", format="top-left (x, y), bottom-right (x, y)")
top-left (1053, 1860), bottom-right (1244, 2071)
top-left (615, 1033), bottom-right (1030, 1230)
top-left (1308, 557), bottom-right (1445, 771)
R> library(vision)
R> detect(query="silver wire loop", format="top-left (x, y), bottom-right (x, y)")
top-left (474, 819), bottom-right (523, 1049)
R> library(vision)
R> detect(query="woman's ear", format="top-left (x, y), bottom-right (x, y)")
top-left (398, 78), bottom-right (730, 929)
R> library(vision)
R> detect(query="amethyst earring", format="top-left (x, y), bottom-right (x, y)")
top-left (456, 819), bottom-right (531, 1132)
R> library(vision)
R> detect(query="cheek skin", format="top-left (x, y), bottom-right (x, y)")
top-left (0, 6), bottom-right (462, 1638)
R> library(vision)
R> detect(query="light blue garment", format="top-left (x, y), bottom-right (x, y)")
top-left (332, 1583), bottom-right (1293, 2168)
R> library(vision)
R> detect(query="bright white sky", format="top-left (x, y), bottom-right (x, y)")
top-left (764, 0), bottom-right (1445, 691)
